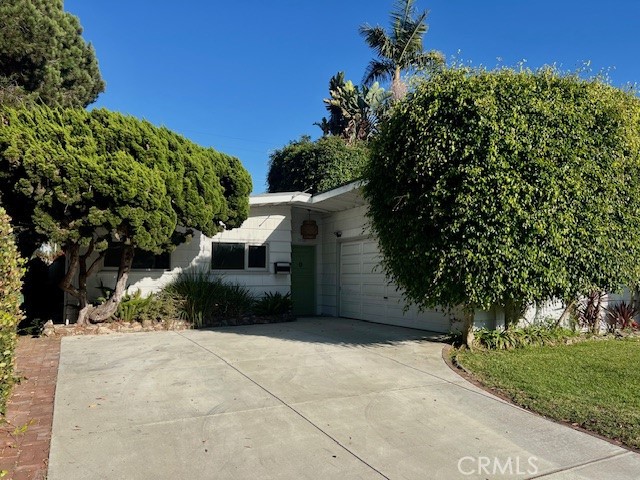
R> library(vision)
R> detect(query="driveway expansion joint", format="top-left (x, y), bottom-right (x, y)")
top-left (369, 347), bottom-right (522, 406)
top-left (175, 331), bottom-right (391, 480)
top-left (528, 450), bottom-right (632, 478)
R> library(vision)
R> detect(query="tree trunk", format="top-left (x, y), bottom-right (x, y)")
top-left (88, 244), bottom-right (134, 323)
top-left (391, 67), bottom-right (407, 101)
top-left (556, 299), bottom-right (576, 328)
top-left (463, 309), bottom-right (475, 350)
top-left (59, 242), bottom-right (84, 323)
top-left (75, 244), bottom-right (90, 325)
top-left (592, 292), bottom-right (603, 334)
top-left (58, 239), bottom-right (105, 325)
top-left (76, 296), bottom-right (91, 326)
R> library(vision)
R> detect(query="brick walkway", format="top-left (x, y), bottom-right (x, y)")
top-left (0, 336), bottom-right (61, 480)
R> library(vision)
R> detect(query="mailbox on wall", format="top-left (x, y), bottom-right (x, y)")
top-left (274, 262), bottom-right (291, 274)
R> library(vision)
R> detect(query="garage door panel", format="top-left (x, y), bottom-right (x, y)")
top-left (385, 291), bottom-right (404, 302)
top-left (362, 303), bottom-right (386, 317)
top-left (341, 263), bottom-right (361, 275)
top-left (340, 239), bottom-right (449, 333)
top-left (362, 269), bottom-right (385, 280)
top-left (341, 305), bottom-right (361, 318)
top-left (361, 252), bottom-right (380, 264)
top-left (362, 264), bottom-right (381, 273)
top-left (364, 281), bottom-right (387, 293)
top-left (362, 283), bottom-right (385, 296)
top-left (341, 243), bottom-right (362, 256)
top-left (341, 273), bottom-right (362, 284)
top-left (341, 285), bottom-right (361, 297)
top-left (362, 241), bottom-right (379, 254)
top-left (386, 304), bottom-right (407, 318)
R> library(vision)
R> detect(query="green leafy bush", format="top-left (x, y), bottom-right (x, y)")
top-left (253, 292), bottom-right (293, 316)
top-left (164, 271), bottom-right (254, 327)
top-left (0, 105), bottom-right (251, 325)
top-left (475, 326), bottom-right (577, 350)
top-left (99, 282), bottom-right (181, 325)
top-left (112, 290), bottom-right (153, 322)
top-left (0, 207), bottom-right (25, 414)
top-left (364, 66), bottom-right (640, 345)
top-left (218, 283), bottom-right (255, 318)
top-left (137, 291), bottom-right (181, 324)
top-left (267, 135), bottom-right (369, 194)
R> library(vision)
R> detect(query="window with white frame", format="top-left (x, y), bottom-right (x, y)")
top-left (211, 242), bottom-right (268, 270)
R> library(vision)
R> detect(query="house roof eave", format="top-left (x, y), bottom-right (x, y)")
top-left (249, 180), bottom-right (368, 213)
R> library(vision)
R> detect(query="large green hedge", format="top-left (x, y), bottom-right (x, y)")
top-left (0, 207), bottom-right (24, 414)
top-left (267, 136), bottom-right (369, 194)
top-left (0, 105), bottom-right (251, 324)
top-left (365, 67), bottom-right (640, 333)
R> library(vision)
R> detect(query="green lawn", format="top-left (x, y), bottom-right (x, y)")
top-left (454, 338), bottom-right (640, 450)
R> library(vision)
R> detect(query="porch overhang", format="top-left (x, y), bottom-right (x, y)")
top-left (250, 181), bottom-right (367, 213)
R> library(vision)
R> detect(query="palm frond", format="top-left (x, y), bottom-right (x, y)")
top-left (314, 118), bottom-right (331, 136)
top-left (395, 11), bottom-right (428, 67)
top-left (390, 0), bottom-right (418, 31)
top-left (362, 59), bottom-right (395, 86)
top-left (359, 25), bottom-right (394, 60)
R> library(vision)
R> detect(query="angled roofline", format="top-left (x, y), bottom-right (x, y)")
top-left (309, 180), bottom-right (365, 206)
top-left (249, 191), bottom-right (312, 207)
top-left (249, 180), bottom-right (366, 211)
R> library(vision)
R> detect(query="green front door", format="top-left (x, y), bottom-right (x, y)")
top-left (291, 245), bottom-right (315, 316)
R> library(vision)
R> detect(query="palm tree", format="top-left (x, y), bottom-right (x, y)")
top-left (360, 0), bottom-right (444, 100)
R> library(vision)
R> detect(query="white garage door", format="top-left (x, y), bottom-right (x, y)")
top-left (339, 239), bottom-right (450, 333)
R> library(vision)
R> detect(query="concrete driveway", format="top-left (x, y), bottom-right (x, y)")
top-left (49, 317), bottom-right (640, 479)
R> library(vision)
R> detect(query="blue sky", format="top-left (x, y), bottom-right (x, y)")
top-left (65, 1), bottom-right (640, 193)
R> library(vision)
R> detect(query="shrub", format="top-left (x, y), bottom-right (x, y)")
top-left (217, 283), bottom-right (255, 318)
top-left (577, 291), bottom-right (605, 334)
top-left (605, 301), bottom-right (639, 332)
top-left (137, 291), bottom-right (181, 324)
top-left (0, 207), bottom-right (25, 414)
top-left (475, 326), bottom-right (576, 350)
top-left (253, 292), bottom-right (293, 316)
top-left (164, 271), bottom-right (214, 327)
top-left (0, 105), bottom-right (251, 325)
top-left (364, 66), bottom-right (640, 346)
top-left (109, 289), bottom-right (181, 326)
top-left (267, 135), bottom-right (369, 194)
top-left (164, 271), bottom-right (254, 327)
top-left (112, 290), bottom-right (153, 323)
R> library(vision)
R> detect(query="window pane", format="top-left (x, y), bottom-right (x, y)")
top-left (132, 250), bottom-right (170, 270)
top-left (104, 244), bottom-right (170, 270)
top-left (212, 243), bottom-right (244, 270)
top-left (248, 245), bottom-right (267, 269)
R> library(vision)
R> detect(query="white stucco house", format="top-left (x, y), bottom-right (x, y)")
top-left (85, 180), bottom-right (572, 333)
